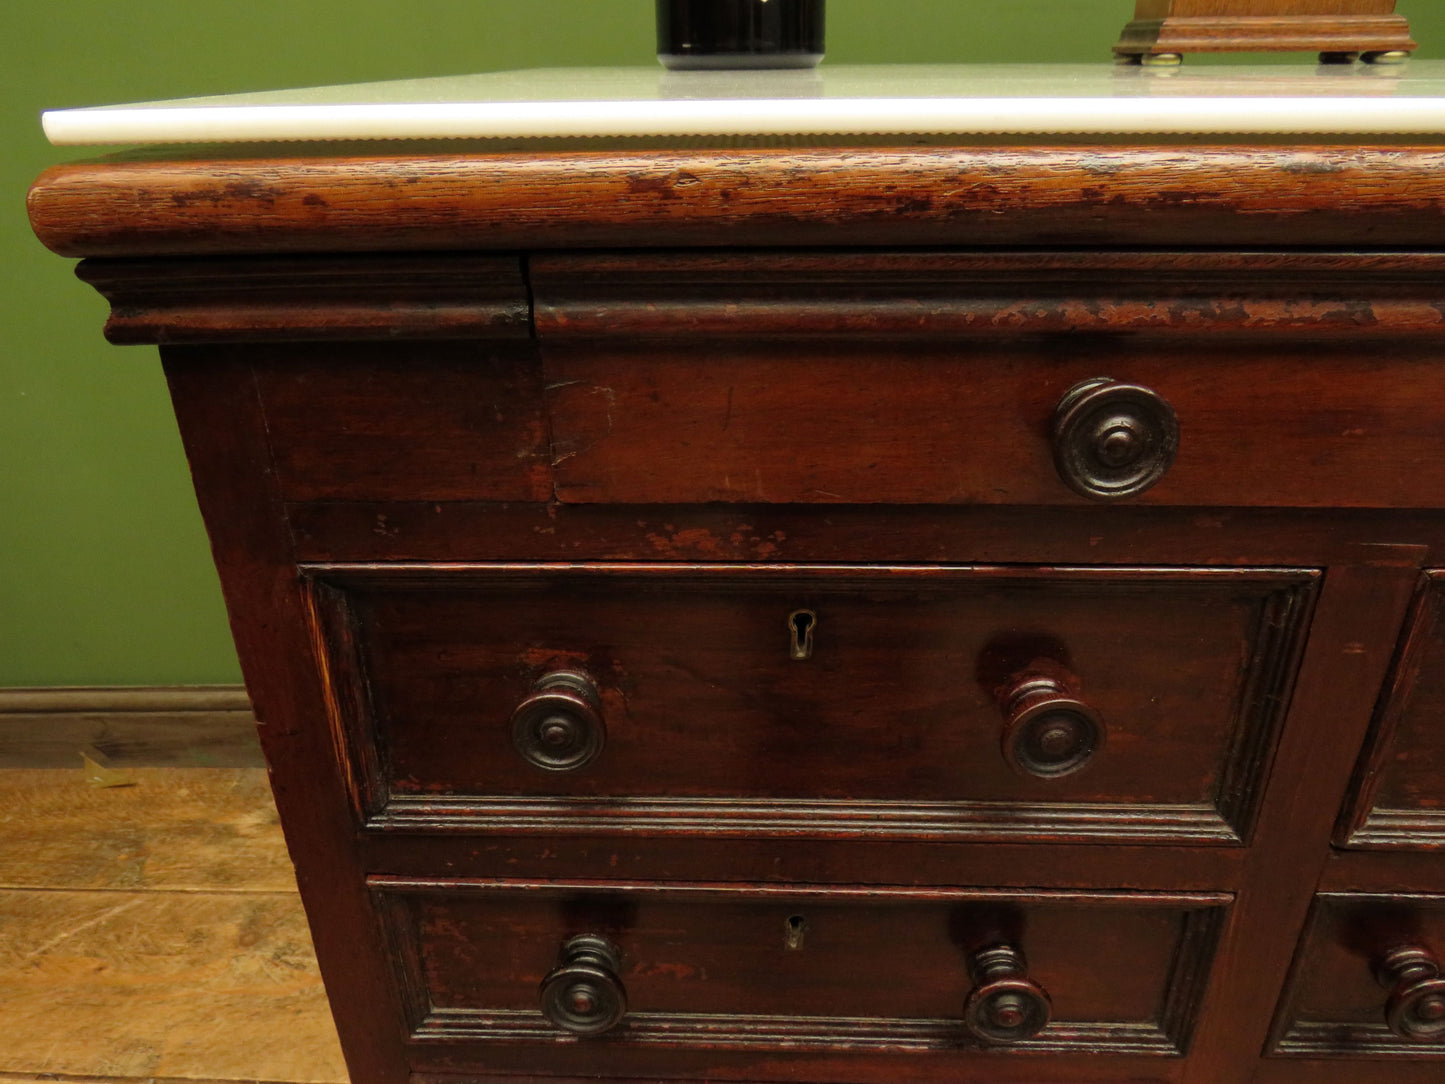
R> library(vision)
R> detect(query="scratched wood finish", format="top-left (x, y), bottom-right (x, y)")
top-left (373, 879), bottom-right (1225, 1077)
top-left (1338, 571), bottom-right (1445, 849)
top-left (542, 338), bottom-right (1445, 508)
top-left (163, 350), bottom-right (412, 1084)
top-left (251, 346), bottom-right (552, 504)
top-left (0, 889), bottom-right (346, 1083)
top-left (77, 254), bottom-right (529, 345)
top-left (310, 564), bottom-right (1313, 844)
top-left (287, 502), bottom-right (1445, 569)
top-left (30, 138), bottom-right (1445, 1084)
top-left (26, 147), bottom-right (1445, 257)
top-left (0, 767), bottom-right (293, 892)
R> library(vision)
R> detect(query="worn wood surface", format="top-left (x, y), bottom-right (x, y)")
top-left (541, 338), bottom-right (1445, 508)
top-left (32, 140), bottom-right (1445, 1084)
top-left (78, 254), bottom-right (529, 345)
top-left (311, 563), bottom-right (1313, 845)
top-left (0, 890), bottom-right (344, 1083)
top-left (252, 346), bottom-right (551, 504)
top-left (0, 686), bottom-right (258, 769)
top-left (373, 878), bottom-right (1225, 1066)
top-left (0, 766), bottom-right (346, 1084)
top-left (0, 768), bottom-right (291, 891)
top-left (1270, 892), bottom-right (1445, 1057)
top-left (287, 502), bottom-right (1445, 569)
top-left (164, 349), bottom-right (411, 1084)
top-left (1338, 571), bottom-right (1445, 848)
top-left (1178, 559), bottom-right (1426, 1083)
top-left (27, 147), bottom-right (1445, 257)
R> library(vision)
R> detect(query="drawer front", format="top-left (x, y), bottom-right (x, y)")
top-left (542, 340), bottom-right (1445, 508)
top-left (373, 878), bottom-right (1229, 1074)
top-left (1339, 571), bottom-right (1445, 849)
top-left (1272, 893), bottom-right (1445, 1059)
top-left (308, 563), bottom-right (1316, 845)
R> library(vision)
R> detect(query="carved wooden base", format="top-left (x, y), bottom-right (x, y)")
top-left (1115, 9), bottom-right (1416, 63)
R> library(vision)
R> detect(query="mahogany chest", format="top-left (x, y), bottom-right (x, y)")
top-left (27, 141), bottom-right (1445, 1083)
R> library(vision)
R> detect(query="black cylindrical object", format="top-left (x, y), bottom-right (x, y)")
top-left (657, 0), bottom-right (825, 70)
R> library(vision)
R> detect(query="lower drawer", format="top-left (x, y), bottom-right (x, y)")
top-left (372, 878), bottom-right (1229, 1078)
top-left (1272, 893), bottom-right (1445, 1059)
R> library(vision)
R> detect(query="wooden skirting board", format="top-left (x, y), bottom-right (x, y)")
top-left (0, 685), bottom-right (260, 768)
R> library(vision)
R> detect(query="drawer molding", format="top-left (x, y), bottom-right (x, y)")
top-left (367, 794), bottom-right (1236, 844)
top-left (533, 252), bottom-right (1445, 343)
top-left (1338, 571), bottom-right (1445, 851)
top-left (411, 1009), bottom-right (1178, 1056)
top-left (306, 563), bottom-right (1317, 848)
top-left (372, 878), bottom-right (1229, 1059)
top-left (1271, 892), bottom-right (1445, 1059)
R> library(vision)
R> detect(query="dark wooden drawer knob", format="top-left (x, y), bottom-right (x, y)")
top-left (964, 944), bottom-right (1052, 1044)
top-left (1053, 377), bottom-right (1179, 501)
top-left (510, 670), bottom-right (605, 772)
top-left (999, 671), bottom-right (1106, 779)
top-left (1376, 945), bottom-right (1445, 1042)
top-left (539, 934), bottom-right (627, 1038)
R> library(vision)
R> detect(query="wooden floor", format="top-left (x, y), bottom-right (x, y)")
top-left (0, 767), bottom-right (348, 1084)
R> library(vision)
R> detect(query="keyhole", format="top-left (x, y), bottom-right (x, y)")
top-left (785, 914), bottom-right (809, 950)
top-left (788, 609), bottom-right (817, 661)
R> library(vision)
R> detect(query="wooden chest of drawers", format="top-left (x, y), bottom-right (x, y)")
top-left (28, 143), bottom-right (1445, 1083)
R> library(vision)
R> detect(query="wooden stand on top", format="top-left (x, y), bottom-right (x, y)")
top-left (1114, 0), bottom-right (1417, 65)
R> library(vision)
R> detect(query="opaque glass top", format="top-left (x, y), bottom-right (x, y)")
top-left (41, 62), bottom-right (1445, 145)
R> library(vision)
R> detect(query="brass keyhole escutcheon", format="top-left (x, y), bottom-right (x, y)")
top-left (788, 609), bottom-right (817, 660)
top-left (785, 914), bottom-right (809, 950)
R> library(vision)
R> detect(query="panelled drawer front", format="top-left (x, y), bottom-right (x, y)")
top-left (1272, 893), bottom-right (1445, 1059)
top-left (307, 563), bottom-right (1317, 845)
top-left (373, 878), bottom-right (1229, 1068)
top-left (1339, 570), bottom-right (1445, 850)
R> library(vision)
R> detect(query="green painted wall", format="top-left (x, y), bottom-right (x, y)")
top-left (4, 2), bottom-right (1442, 686)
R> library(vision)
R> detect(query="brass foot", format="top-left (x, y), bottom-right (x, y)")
top-left (1140, 52), bottom-right (1184, 67)
top-left (1362, 50), bottom-right (1411, 65)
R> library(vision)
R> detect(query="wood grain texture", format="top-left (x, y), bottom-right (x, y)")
top-left (308, 563), bottom-right (1314, 846)
top-left (370, 879), bottom-right (1226, 1065)
top-left (1136, 1), bottom-right (1398, 13)
top-left (0, 768), bottom-right (292, 892)
top-left (34, 136), bottom-right (1445, 1084)
top-left (0, 889), bottom-right (345, 1083)
top-left (252, 346), bottom-right (552, 504)
top-left (1179, 559), bottom-right (1425, 1084)
top-left (27, 147), bottom-right (1445, 257)
top-left (1338, 570), bottom-right (1445, 849)
top-left (1270, 892), bottom-right (1445, 1058)
top-left (532, 252), bottom-right (1445, 342)
top-left (541, 339), bottom-right (1445, 508)
top-left (163, 349), bottom-right (411, 1084)
top-left (286, 502), bottom-right (1445, 569)
top-left (0, 685), bottom-right (259, 768)
top-left (1115, 14), bottom-right (1415, 56)
top-left (76, 255), bottom-right (530, 345)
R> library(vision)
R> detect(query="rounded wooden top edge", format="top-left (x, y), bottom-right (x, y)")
top-left (28, 143), bottom-right (1445, 259)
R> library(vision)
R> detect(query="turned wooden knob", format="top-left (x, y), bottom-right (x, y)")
top-left (511, 670), bottom-right (605, 772)
top-left (964, 944), bottom-right (1052, 1044)
top-left (539, 934), bottom-right (627, 1038)
top-left (1375, 945), bottom-right (1445, 1042)
top-left (1053, 377), bottom-right (1179, 501)
top-left (998, 671), bottom-right (1105, 779)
